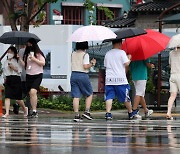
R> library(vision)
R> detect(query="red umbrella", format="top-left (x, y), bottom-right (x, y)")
top-left (121, 29), bottom-right (170, 61)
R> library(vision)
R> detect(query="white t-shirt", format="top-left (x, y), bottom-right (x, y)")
top-left (3, 58), bottom-right (22, 77)
top-left (104, 48), bottom-right (129, 85)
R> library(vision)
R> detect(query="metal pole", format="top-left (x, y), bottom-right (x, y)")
top-left (157, 20), bottom-right (162, 108)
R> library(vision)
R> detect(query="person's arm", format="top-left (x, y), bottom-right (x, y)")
top-left (144, 59), bottom-right (154, 68)
top-left (8, 62), bottom-right (19, 73)
top-left (30, 54), bottom-right (45, 66)
top-left (146, 62), bottom-right (154, 68)
top-left (124, 54), bottom-right (131, 67)
top-left (17, 55), bottom-right (25, 67)
top-left (83, 54), bottom-right (96, 69)
top-left (124, 54), bottom-right (131, 73)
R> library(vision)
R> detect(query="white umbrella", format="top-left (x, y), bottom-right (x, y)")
top-left (168, 33), bottom-right (180, 48)
top-left (67, 25), bottom-right (117, 42)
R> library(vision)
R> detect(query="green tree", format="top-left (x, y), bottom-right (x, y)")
top-left (84, 0), bottom-right (114, 25)
top-left (2, 0), bottom-right (58, 32)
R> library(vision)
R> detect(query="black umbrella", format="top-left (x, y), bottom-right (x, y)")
top-left (0, 31), bottom-right (41, 45)
top-left (103, 27), bottom-right (147, 43)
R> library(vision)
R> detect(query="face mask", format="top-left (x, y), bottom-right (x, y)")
top-left (7, 53), bottom-right (14, 59)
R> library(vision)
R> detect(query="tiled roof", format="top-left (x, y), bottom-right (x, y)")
top-left (87, 43), bottom-right (112, 57)
top-left (131, 0), bottom-right (180, 12)
top-left (102, 16), bottom-right (136, 28)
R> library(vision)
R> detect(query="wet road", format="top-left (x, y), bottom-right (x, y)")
top-left (0, 115), bottom-right (180, 154)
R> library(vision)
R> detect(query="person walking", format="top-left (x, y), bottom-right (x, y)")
top-left (19, 38), bottom-right (45, 118)
top-left (130, 59), bottom-right (154, 118)
top-left (104, 38), bottom-right (137, 120)
top-left (2, 46), bottom-right (28, 118)
top-left (70, 41), bottom-right (96, 122)
top-left (166, 46), bottom-right (180, 120)
top-left (18, 45), bottom-right (31, 115)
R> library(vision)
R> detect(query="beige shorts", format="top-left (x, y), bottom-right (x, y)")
top-left (133, 80), bottom-right (147, 97)
top-left (169, 74), bottom-right (180, 92)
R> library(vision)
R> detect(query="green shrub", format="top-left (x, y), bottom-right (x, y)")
top-left (37, 94), bottom-right (125, 111)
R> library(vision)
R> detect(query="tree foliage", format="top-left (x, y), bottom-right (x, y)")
top-left (2, 0), bottom-right (58, 31)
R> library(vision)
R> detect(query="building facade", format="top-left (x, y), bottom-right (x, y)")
top-left (49, 0), bottom-right (131, 25)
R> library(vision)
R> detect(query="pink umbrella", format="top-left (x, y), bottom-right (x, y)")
top-left (67, 25), bottom-right (117, 42)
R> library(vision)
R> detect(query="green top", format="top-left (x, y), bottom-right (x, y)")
top-left (130, 59), bottom-right (150, 80)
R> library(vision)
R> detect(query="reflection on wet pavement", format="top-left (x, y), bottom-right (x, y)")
top-left (0, 117), bottom-right (180, 154)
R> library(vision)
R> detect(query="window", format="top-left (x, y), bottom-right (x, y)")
top-left (62, 6), bottom-right (84, 25)
top-left (96, 7), bottom-right (120, 25)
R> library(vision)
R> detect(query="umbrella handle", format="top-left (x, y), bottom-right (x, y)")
top-left (0, 50), bottom-right (8, 61)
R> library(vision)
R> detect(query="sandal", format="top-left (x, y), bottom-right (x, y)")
top-left (2, 114), bottom-right (9, 118)
top-left (166, 115), bottom-right (173, 120)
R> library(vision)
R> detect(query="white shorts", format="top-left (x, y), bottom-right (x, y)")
top-left (133, 80), bottom-right (147, 97)
top-left (169, 74), bottom-right (180, 93)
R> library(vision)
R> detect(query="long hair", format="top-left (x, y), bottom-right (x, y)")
top-left (7, 46), bottom-right (18, 61)
top-left (23, 38), bottom-right (45, 69)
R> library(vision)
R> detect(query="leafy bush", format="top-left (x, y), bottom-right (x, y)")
top-left (37, 94), bottom-right (125, 111)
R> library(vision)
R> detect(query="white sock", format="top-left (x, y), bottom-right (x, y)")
top-left (33, 110), bottom-right (37, 113)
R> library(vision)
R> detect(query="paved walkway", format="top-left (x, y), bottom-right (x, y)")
top-left (1, 107), bottom-right (180, 154)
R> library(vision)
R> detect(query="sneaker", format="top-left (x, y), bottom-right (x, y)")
top-left (31, 111), bottom-right (38, 118)
top-left (105, 112), bottom-right (113, 120)
top-left (82, 112), bottom-right (93, 120)
top-left (128, 112), bottom-right (135, 120)
top-left (128, 109), bottom-right (141, 120)
top-left (134, 114), bottom-right (142, 120)
top-left (73, 115), bottom-right (83, 122)
top-left (145, 109), bottom-right (153, 118)
top-left (2, 114), bottom-right (9, 118)
top-left (13, 103), bottom-right (20, 114)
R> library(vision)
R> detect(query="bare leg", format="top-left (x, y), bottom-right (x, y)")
top-left (73, 98), bottom-right (80, 112)
top-left (167, 92), bottom-right (177, 117)
top-left (106, 99), bottom-right (113, 113)
top-left (4, 98), bottom-right (10, 116)
top-left (140, 97), bottom-right (148, 113)
top-left (132, 95), bottom-right (141, 110)
top-left (16, 100), bottom-right (28, 116)
top-left (29, 88), bottom-right (38, 111)
top-left (124, 101), bottom-right (133, 113)
top-left (85, 95), bottom-right (93, 111)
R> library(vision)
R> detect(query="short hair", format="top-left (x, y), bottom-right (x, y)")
top-left (76, 41), bottom-right (88, 50)
top-left (112, 39), bottom-right (122, 45)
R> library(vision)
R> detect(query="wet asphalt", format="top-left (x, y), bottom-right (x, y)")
top-left (0, 108), bottom-right (180, 154)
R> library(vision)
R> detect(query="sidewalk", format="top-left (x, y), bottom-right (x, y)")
top-left (3, 106), bottom-right (180, 119)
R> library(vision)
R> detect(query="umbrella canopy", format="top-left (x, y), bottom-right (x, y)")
top-left (103, 27), bottom-right (147, 43)
top-left (121, 29), bottom-right (170, 61)
top-left (0, 31), bottom-right (41, 45)
top-left (168, 33), bottom-right (180, 48)
top-left (67, 25), bottom-right (117, 42)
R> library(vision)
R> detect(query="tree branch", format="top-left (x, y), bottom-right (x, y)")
top-left (28, 2), bottom-right (48, 24)
top-left (2, 0), bottom-right (12, 15)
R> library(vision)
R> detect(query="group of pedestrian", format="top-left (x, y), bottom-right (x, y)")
top-left (2, 38), bottom-right (45, 118)
top-left (2, 36), bottom-right (178, 122)
top-left (71, 39), bottom-right (154, 122)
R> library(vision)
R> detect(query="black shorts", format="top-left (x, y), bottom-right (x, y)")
top-left (5, 75), bottom-right (22, 100)
top-left (26, 73), bottom-right (43, 92)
